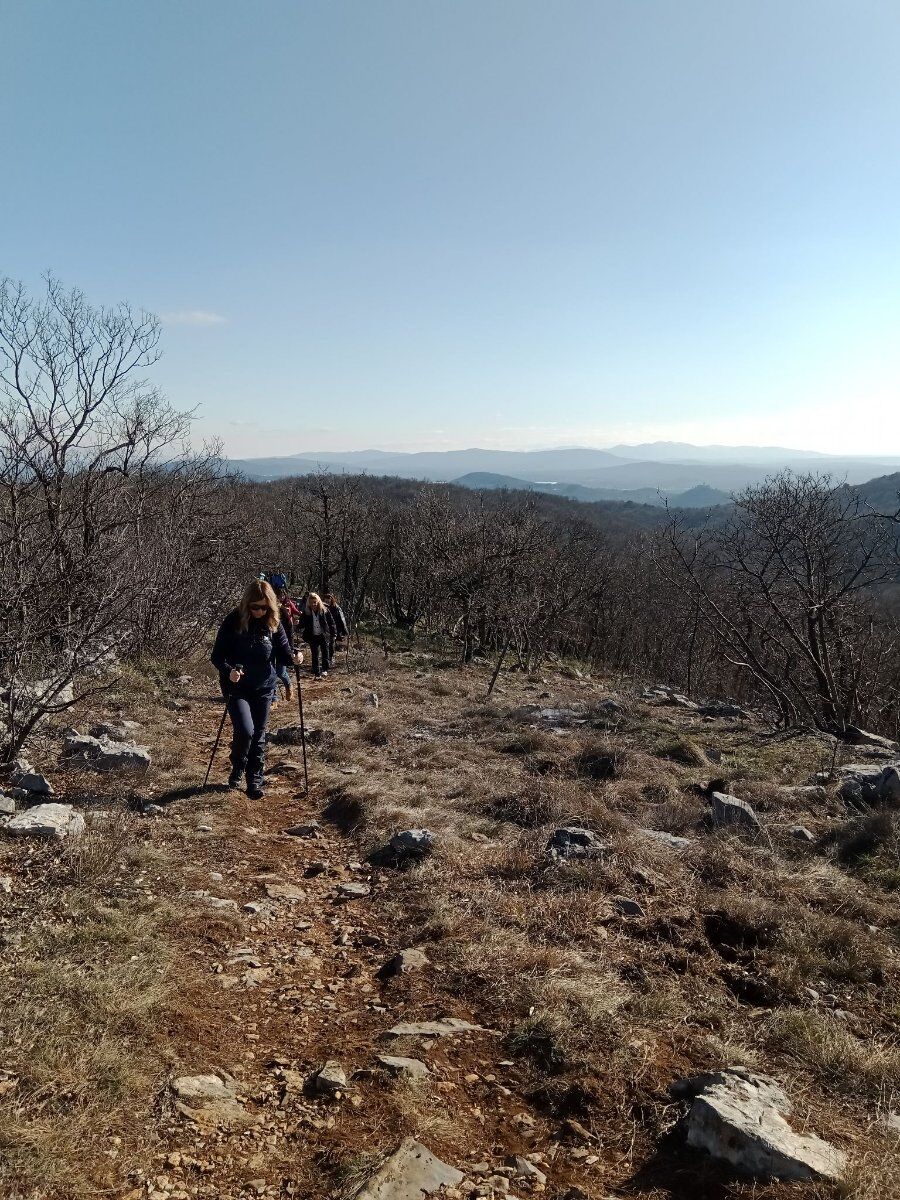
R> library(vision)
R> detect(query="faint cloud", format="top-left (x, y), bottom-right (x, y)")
top-left (160, 309), bottom-right (227, 327)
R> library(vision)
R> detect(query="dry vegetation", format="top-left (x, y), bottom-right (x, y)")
top-left (1, 637), bottom-right (899, 1199)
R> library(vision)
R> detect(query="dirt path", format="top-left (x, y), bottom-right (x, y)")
top-left (131, 675), bottom-right (538, 1200)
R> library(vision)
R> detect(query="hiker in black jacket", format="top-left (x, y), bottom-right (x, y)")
top-left (300, 592), bottom-right (336, 679)
top-left (324, 592), bottom-right (349, 664)
top-left (210, 579), bottom-right (303, 798)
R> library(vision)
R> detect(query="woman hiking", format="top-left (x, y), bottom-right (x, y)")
top-left (324, 592), bottom-right (349, 665)
top-left (269, 573), bottom-right (301, 702)
top-left (300, 592), bottom-right (336, 680)
top-left (211, 579), bottom-right (303, 798)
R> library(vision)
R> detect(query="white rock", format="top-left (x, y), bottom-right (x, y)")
top-left (357, 1137), bottom-right (463, 1200)
top-left (377, 1055), bottom-right (430, 1081)
top-left (10, 769), bottom-right (54, 795)
top-left (4, 803), bottom-right (85, 841)
top-left (547, 826), bottom-right (611, 860)
top-left (684, 1067), bottom-right (845, 1181)
top-left (638, 828), bottom-right (692, 850)
top-left (63, 732), bottom-right (151, 772)
top-left (385, 1017), bottom-right (493, 1038)
top-left (709, 792), bottom-right (760, 829)
top-left (312, 1060), bottom-right (348, 1094)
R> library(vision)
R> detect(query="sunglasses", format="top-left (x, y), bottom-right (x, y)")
top-left (249, 602), bottom-right (268, 612)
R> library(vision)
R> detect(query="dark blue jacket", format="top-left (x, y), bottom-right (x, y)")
top-left (211, 610), bottom-right (294, 695)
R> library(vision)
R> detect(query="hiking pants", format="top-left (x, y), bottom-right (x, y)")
top-left (275, 663), bottom-right (292, 695)
top-left (309, 636), bottom-right (330, 676)
top-left (227, 689), bottom-right (273, 788)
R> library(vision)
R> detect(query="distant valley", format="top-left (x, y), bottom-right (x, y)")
top-left (228, 442), bottom-right (900, 509)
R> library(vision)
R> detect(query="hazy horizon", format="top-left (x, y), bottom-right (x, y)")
top-left (4, 1), bottom-right (900, 457)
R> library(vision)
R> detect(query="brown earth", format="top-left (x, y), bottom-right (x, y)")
top-left (1, 639), bottom-right (899, 1200)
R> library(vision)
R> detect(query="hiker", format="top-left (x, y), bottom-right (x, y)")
top-left (269, 573), bottom-right (301, 702)
top-left (210, 579), bottom-right (303, 798)
top-left (324, 592), bottom-right (349, 664)
top-left (300, 592), bottom-right (336, 679)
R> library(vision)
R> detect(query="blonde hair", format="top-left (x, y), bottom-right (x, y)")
top-left (238, 580), bottom-right (280, 632)
top-left (307, 591), bottom-right (325, 615)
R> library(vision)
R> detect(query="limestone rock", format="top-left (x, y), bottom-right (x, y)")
top-left (377, 1055), bottom-right (430, 1081)
top-left (357, 1137), bottom-right (463, 1200)
top-left (681, 1066), bottom-right (845, 1181)
top-left (338, 881), bottom-right (371, 899)
top-left (838, 761), bottom-right (900, 806)
top-left (789, 826), bottom-right (815, 843)
top-left (269, 724), bottom-right (334, 748)
top-left (312, 1060), bottom-right (348, 1095)
top-left (385, 1017), bottom-right (492, 1038)
top-left (63, 732), bottom-right (151, 772)
top-left (547, 826), bottom-right (611, 861)
top-left (389, 828), bottom-right (434, 858)
top-left (697, 702), bottom-right (748, 719)
top-left (638, 828), bottom-right (692, 850)
top-left (284, 822), bottom-right (321, 839)
top-left (709, 792), bottom-right (760, 829)
top-left (4, 803), bottom-right (85, 840)
top-left (170, 1073), bottom-right (249, 1127)
top-left (381, 948), bottom-right (430, 977)
top-left (843, 726), bottom-right (898, 751)
top-left (0, 795), bottom-right (15, 816)
top-left (613, 896), bottom-right (645, 918)
top-left (10, 769), bottom-right (54, 795)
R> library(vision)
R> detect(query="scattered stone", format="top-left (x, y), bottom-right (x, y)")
top-left (10, 769), bottom-right (54, 794)
top-left (613, 896), bottom-right (645, 918)
top-left (284, 822), bottom-right (321, 839)
top-left (697, 702), bottom-right (748, 719)
top-left (560, 1118), bottom-right (594, 1143)
top-left (789, 826), bottom-right (815, 843)
top-left (385, 1018), bottom-right (493, 1038)
top-left (546, 826), bottom-right (611, 861)
top-left (389, 828), bottom-right (434, 858)
top-left (0, 795), bottom-right (15, 816)
top-left (195, 821), bottom-right (212, 831)
top-left (90, 722), bottom-right (130, 742)
top-left (338, 881), bottom-right (371, 899)
top-left (779, 785), bottom-right (827, 802)
top-left (0, 875), bottom-right (12, 894)
top-left (380, 948), bottom-right (430, 977)
top-left (838, 762), bottom-right (900, 806)
top-left (679, 1066), bottom-right (846, 1181)
top-left (187, 891), bottom-right (239, 912)
top-left (63, 732), bottom-right (151, 772)
top-left (377, 1055), bottom-right (430, 1081)
top-left (4, 803), bottom-right (85, 841)
top-left (269, 724), bottom-right (334, 748)
top-left (506, 1156), bottom-right (547, 1185)
top-left (356, 1137), bottom-right (463, 1200)
top-left (264, 881), bottom-right (306, 901)
top-left (365, 692), bottom-right (379, 707)
top-left (709, 791), bottom-right (760, 830)
top-left (843, 726), bottom-right (898, 751)
top-left (638, 828), bottom-right (692, 850)
top-left (312, 1060), bottom-right (348, 1095)
top-left (885, 1111), bottom-right (900, 1134)
top-left (170, 1074), bottom-right (250, 1127)
top-left (141, 803), bottom-right (164, 817)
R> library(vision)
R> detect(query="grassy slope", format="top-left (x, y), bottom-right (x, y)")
top-left (0, 637), bottom-right (898, 1199)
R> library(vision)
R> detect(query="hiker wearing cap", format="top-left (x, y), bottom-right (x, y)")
top-left (269, 573), bottom-right (301, 702)
top-left (300, 592), bottom-right (336, 679)
top-left (324, 592), bottom-right (349, 664)
top-left (210, 579), bottom-right (303, 799)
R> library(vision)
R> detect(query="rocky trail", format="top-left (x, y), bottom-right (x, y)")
top-left (2, 648), bottom-right (899, 1200)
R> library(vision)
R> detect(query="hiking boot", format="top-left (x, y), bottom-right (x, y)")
top-left (228, 767), bottom-right (243, 788)
top-left (285, 683), bottom-right (293, 702)
top-left (247, 785), bottom-right (264, 801)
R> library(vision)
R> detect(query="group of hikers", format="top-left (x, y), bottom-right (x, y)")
top-left (210, 574), bottom-right (349, 799)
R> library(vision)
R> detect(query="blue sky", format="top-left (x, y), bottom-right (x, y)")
top-left (2, 0), bottom-right (899, 456)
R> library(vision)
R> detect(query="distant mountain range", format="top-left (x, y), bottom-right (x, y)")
top-left (228, 443), bottom-right (900, 507)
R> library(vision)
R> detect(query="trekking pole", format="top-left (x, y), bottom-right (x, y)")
top-left (294, 664), bottom-right (309, 795)
top-left (203, 662), bottom-right (241, 789)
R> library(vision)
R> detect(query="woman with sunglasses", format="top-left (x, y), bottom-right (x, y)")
top-left (211, 579), bottom-right (303, 798)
